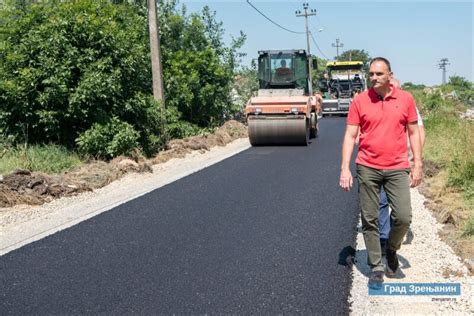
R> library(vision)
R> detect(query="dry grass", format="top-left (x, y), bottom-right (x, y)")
top-left (418, 101), bottom-right (474, 262)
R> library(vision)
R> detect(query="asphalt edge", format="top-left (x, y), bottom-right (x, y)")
top-left (0, 138), bottom-right (251, 256)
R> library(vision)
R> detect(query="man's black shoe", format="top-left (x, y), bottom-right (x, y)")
top-left (380, 238), bottom-right (388, 257)
top-left (386, 249), bottom-right (399, 277)
top-left (368, 271), bottom-right (384, 288)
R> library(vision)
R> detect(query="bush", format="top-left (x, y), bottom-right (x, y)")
top-left (76, 118), bottom-right (140, 159)
top-left (165, 106), bottom-right (204, 139)
top-left (0, 0), bottom-right (157, 148)
top-left (0, 0), bottom-right (245, 157)
top-left (122, 93), bottom-right (165, 156)
top-left (424, 91), bottom-right (444, 111)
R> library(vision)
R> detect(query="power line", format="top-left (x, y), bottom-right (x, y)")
top-left (246, 0), bottom-right (305, 34)
top-left (246, 1), bottom-right (328, 59)
top-left (313, 14), bottom-right (334, 44)
top-left (310, 31), bottom-right (329, 59)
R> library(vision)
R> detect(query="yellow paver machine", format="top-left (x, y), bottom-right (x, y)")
top-left (318, 61), bottom-right (367, 115)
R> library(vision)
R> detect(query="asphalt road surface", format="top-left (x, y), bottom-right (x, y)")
top-left (1, 117), bottom-right (360, 314)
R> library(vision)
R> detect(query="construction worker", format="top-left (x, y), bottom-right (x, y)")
top-left (275, 59), bottom-right (292, 80)
top-left (339, 57), bottom-right (423, 287)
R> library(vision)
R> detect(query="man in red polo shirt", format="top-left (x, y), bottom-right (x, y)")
top-left (339, 57), bottom-right (423, 286)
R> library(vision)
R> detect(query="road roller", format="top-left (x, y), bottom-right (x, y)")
top-left (245, 49), bottom-right (320, 146)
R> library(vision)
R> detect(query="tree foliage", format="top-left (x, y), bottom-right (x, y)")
top-left (401, 82), bottom-right (426, 90)
top-left (448, 75), bottom-right (472, 90)
top-left (0, 0), bottom-right (245, 157)
top-left (158, 1), bottom-right (245, 127)
top-left (336, 49), bottom-right (371, 71)
top-left (0, 0), bottom-right (159, 155)
top-left (233, 64), bottom-right (258, 114)
top-left (312, 55), bottom-right (328, 92)
top-left (446, 75), bottom-right (473, 106)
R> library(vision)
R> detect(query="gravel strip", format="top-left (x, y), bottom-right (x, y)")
top-left (349, 188), bottom-right (473, 314)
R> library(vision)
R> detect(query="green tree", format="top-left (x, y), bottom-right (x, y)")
top-left (448, 75), bottom-right (472, 90)
top-left (446, 75), bottom-right (473, 106)
top-left (336, 49), bottom-right (371, 71)
top-left (233, 65), bottom-right (258, 114)
top-left (401, 82), bottom-right (426, 90)
top-left (312, 55), bottom-right (328, 92)
top-left (0, 0), bottom-right (164, 156)
top-left (158, 1), bottom-right (246, 127)
top-left (0, 0), bottom-right (246, 156)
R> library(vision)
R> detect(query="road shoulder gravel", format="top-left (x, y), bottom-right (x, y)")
top-left (349, 188), bottom-right (473, 314)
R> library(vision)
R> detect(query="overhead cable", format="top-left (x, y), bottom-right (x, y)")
top-left (246, 0), bottom-right (305, 34)
top-left (310, 31), bottom-right (329, 60)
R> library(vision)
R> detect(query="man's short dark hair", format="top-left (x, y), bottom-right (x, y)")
top-left (369, 57), bottom-right (391, 72)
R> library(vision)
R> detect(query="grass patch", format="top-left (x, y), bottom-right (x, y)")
top-left (423, 107), bottom-right (474, 203)
top-left (0, 144), bottom-right (83, 175)
top-left (462, 215), bottom-right (474, 237)
top-left (411, 88), bottom-right (474, 240)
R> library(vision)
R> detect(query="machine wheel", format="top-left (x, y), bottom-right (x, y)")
top-left (248, 116), bottom-right (309, 146)
top-left (304, 118), bottom-right (310, 145)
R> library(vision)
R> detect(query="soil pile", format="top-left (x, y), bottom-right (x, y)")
top-left (153, 120), bottom-right (247, 163)
top-left (0, 159), bottom-right (151, 208)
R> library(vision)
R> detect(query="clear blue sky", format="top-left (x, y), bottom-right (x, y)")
top-left (180, 0), bottom-right (473, 86)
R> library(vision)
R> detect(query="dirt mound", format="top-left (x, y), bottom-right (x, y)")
top-left (0, 120), bottom-right (247, 208)
top-left (0, 157), bottom-right (153, 208)
top-left (0, 169), bottom-right (90, 207)
top-left (153, 120), bottom-right (247, 164)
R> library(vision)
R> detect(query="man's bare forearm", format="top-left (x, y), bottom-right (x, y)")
top-left (408, 125), bottom-right (423, 167)
top-left (341, 132), bottom-right (356, 170)
top-left (419, 126), bottom-right (426, 149)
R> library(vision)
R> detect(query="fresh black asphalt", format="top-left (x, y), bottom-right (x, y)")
top-left (0, 117), bottom-right (360, 314)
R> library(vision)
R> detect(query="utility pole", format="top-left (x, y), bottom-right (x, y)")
top-left (438, 58), bottom-right (450, 85)
top-left (332, 38), bottom-right (344, 59)
top-left (148, 0), bottom-right (165, 103)
top-left (295, 3), bottom-right (316, 94)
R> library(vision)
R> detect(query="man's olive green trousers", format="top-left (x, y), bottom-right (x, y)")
top-left (357, 164), bottom-right (412, 272)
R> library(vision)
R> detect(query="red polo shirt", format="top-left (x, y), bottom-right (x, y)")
top-left (347, 86), bottom-right (418, 169)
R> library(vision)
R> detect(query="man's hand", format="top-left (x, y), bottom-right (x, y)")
top-left (339, 168), bottom-right (353, 191)
top-left (340, 124), bottom-right (358, 192)
top-left (410, 164), bottom-right (423, 187)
